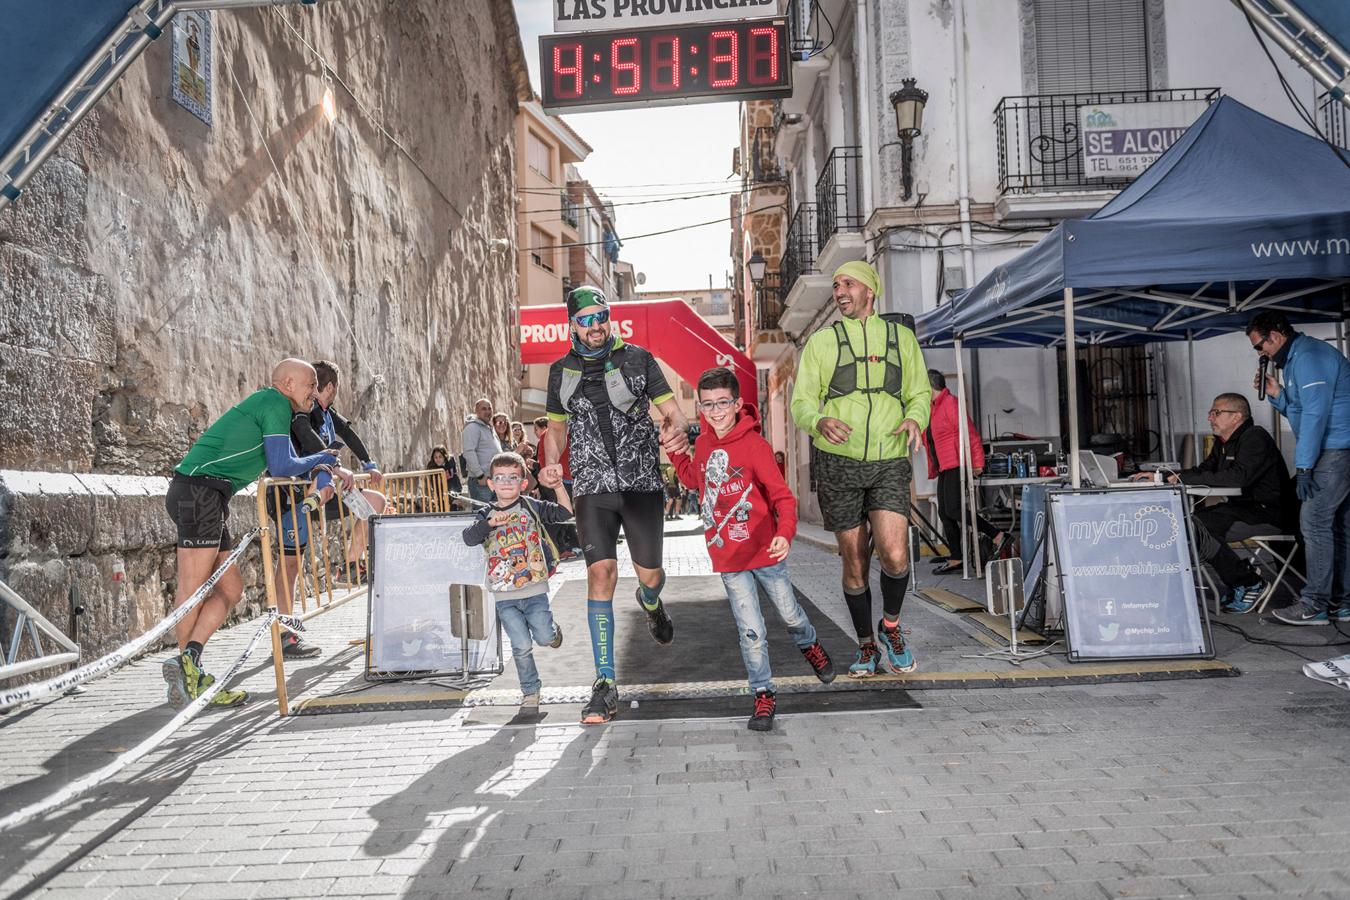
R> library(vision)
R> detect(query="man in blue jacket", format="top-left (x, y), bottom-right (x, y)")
top-left (1247, 312), bottom-right (1350, 625)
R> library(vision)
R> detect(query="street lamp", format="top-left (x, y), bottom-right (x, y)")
top-left (888, 77), bottom-right (928, 201)
top-left (747, 251), bottom-right (767, 286)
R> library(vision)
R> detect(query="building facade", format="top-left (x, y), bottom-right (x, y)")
top-left (514, 100), bottom-right (591, 417)
top-left (739, 0), bottom-right (1340, 523)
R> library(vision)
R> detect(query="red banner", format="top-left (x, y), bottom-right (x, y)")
top-left (519, 300), bottom-right (758, 407)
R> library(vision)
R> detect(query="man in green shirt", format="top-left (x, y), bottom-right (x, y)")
top-left (164, 358), bottom-right (338, 707)
top-left (790, 261), bottom-right (932, 679)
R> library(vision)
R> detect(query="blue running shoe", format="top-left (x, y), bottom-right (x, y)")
top-left (1272, 602), bottom-right (1330, 626)
top-left (848, 642), bottom-right (880, 679)
top-left (1332, 607), bottom-right (1350, 624)
top-left (1223, 579), bottom-right (1266, 615)
top-left (876, 619), bottom-right (917, 673)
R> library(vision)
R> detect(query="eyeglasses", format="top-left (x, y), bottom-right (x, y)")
top-left (573, 309), bottom-right (610, 328)
top-left (1207, 409), bottom-right (1242, 418)
top-left (490, 474), bottom-right (523, 485)
top-left (697, 398), bottom-right (736, 412)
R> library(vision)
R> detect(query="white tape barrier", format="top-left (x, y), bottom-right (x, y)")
top-left (0, 530), bottom-right (258, 712)
top-left (0, 613), bottom-right (275, 834)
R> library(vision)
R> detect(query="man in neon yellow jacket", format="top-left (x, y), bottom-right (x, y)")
top-left (790, 260), bottom-right (932, 678)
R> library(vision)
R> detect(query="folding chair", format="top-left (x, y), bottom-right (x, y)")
top-left (1231, 534), bottom-right (1304, 615)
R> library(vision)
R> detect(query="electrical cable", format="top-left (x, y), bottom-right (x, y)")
top-left (1212, 618), bottom-right (1350, 662)
top-left (519, 203), bottom-right (789, 252)
top-left (809, 0), bottom-right (836, 58)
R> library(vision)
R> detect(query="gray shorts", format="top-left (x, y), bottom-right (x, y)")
top-left (816, 452), bottom-right (912, 533)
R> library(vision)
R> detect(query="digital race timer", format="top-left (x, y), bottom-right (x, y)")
top-left (539, 19), bottom-right (791, 113)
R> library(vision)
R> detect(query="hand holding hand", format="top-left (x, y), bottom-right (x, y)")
top-left (1296, 468), bottom-right (1320, 501)
top-left (767, 536), bottom-right (791, 561)
top-left (817, 417), bottom-right (852, 445)
top-left (660, 420), bottom-right (690, 456)
top-left (538, 464), bottom-right (563, 488)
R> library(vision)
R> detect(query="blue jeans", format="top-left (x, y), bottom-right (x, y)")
top-left (1299, 448), bottom-right (1350, 612)
top-left (496, 594), bottom-right (556, 696)
top-left (719, 561), bottom-right (817, 693)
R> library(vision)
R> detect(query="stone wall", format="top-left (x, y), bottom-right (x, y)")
top-left (0, 1), bottom-right (528, 675)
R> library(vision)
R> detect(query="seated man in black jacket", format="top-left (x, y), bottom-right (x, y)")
top-left (1142, 393), bottom-right (1293, 612)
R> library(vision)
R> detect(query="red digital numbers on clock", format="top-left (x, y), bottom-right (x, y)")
top-left (540, 20), bottom-right (789, 113)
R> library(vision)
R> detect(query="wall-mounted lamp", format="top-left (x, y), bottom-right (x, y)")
top-left (888, 77), bottom-right (928, 202)
top-left (747, 250), bottom-right (767, 287)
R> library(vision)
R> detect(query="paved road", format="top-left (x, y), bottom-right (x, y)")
top-left (4, 522), bottom-right (1350, 899)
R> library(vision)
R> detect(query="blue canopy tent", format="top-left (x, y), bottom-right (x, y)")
top-left (0, 0), bottom-right (321, 213)
top-left (913, 95), bottom-right (1350, 576)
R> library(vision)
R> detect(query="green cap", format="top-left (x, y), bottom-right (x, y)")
top-left (833, 260), bottom-right (881, 300)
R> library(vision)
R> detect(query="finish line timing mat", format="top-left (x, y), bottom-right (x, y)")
top-left (282, 574), bottom-right (1238, 717)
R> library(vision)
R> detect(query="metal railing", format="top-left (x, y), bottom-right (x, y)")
top-left (781, 202), bottom-right (818, 296)
top-left (756, 271), bottom-right (783, 331)
top-left (996, 88), bottom-right (1219, 194)
top-left (561, 193), bottom-right (579, 229)
top-left (815, 146), bottom-right (862, 253)
top-left (1320, 91), bottom-right (1349, 150)
top-left (255, 467), bottom-right (453, 715)
top-left (749, 126), bottom-right (782, 184)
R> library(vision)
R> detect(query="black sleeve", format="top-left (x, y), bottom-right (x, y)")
top-left (641, 348), bottom-right (673, 401)
top-left (329, 408), bottom-right (373, 464)
top-left (290, 410), bottom-right (327, 456)
top-left (545, 360), bottom-right (567, 418)
top-left (462, 511), bottom-right (492, 546)
top-left (533, 499), bottom-right (574, 524)
top-left (1181, 428), bottom-right (1277, 489)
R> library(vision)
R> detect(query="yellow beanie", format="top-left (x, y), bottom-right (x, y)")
top-left (832, 260), bottom-right (881, 300)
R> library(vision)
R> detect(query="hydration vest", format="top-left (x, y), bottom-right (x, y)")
top-left (557, 345), bottom-right (643, 416)
top-left (826, 318), bottom-right (904, 399)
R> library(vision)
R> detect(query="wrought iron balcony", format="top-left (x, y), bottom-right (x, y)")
top-left (561, 194), bottom-right (579, 229)
top-left (756, 272), bottom-right (783, 332)
top-left (995, 88), bottom-right (1219, 195)
top-left (781, 202), bottom-right (818, 297)
top-left (1320, 91), bottom-right (1349, 150)
top-left (815, 146), bottom-right (862, 253)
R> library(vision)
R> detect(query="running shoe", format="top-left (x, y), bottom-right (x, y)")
top-left (162, 656), bottom-right (190, 709)
top-left (1221, 579), bottom-right (1267, 615)
top-left (877, 619), bottom-right (917, 673)
top-left (548, 622), bottom-right (564, 649)
top-left (581, 678), bottom-right (618, 725)
top-left (1272, 602), bottom-right (1330, 626)
top-left (801, 641), bottom-right (835, 683)
top-left (1333, 607), bottom-right (1350, 624)
top-left (282, 632), bottom-right (322, 658)
top-left (748, 689), bottom-right (776, 732)
top-left (848, 642), bottom-right (880, 679)
top-left (181, 651), bottom-right (249, 707)
top-left (638, 589), bottom-right (675, 645)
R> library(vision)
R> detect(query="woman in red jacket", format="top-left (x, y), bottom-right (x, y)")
top-left (924, 370), bottom-right (1004, 574)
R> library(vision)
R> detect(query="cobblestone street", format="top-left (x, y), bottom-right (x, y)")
top-left (4, 524), bottom-right (1350, 899)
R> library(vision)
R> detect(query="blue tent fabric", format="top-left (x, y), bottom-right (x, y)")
top-left (0, 3), bottom-right (141, 169)
top-left (946, 97), bottom-right (1350, 347)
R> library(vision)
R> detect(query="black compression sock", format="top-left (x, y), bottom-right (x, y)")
top-left (880, 569), bottom-right (910, 619)
top-left (184, 641), bottom-right (204, 664)
top-left (843, 585), bottom-right (873, 641)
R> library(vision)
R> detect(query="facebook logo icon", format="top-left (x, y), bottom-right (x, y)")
top-left (1101, 598), bottom-right (1116, 617)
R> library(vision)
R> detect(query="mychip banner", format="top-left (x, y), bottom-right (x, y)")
top-left (366, 513), bottom-right (501, 678)
top-left (1048, 488), bottom-right (1212, 661)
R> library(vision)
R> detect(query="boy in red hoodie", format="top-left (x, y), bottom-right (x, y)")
top-left (674, 368), bottom-right (835, 731)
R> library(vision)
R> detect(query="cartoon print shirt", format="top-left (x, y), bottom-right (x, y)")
top-left (462, 497), bottom-right (572, 601)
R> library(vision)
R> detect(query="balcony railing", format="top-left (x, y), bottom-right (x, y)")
top-left (995, 88), bottom-right (1219, 195)
top-left (561, 278), bottom-right (574, 304)
top-left (781, 202), bottom-right (818, 296)
top-left (815, 146), bottom-right (862, 254)
top-left (561, 194), bottom-right (579, 229)
top-left (1320, 91), bottom-right (1349, 150)
top-left (756, 272), bottom-right (783, 331)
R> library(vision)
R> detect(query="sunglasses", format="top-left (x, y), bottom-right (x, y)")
top-left (573, 309), bottom-right (610, 328)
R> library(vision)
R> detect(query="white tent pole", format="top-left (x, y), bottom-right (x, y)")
top-left (1337, 321), bottom-right (1346, 357)
top-left (1187, 330), bottom-right (1199, 467)
top-left (1065, 288), bottom-right (1081, 488)
top-left (954, 339), bottom-right (974, 579)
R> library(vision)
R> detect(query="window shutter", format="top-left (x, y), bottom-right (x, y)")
top-left (1034, 0), bottom-right (1149, 93)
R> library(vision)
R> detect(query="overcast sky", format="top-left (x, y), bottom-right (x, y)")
top-left (512, 1), bottom-right (739, 293)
